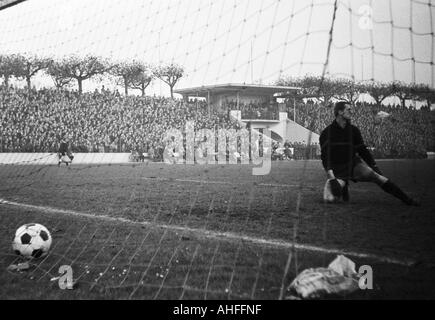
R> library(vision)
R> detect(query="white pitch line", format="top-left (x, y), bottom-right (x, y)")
top-left (0, 198), bottom-right (414, 267)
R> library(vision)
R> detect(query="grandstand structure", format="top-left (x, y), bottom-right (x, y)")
top-left (175, 83), bottom-right (319, 143)
top-left (175, 83), bottom-right (299, 111)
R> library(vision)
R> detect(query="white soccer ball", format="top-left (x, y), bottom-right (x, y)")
top-left (323, 178), bottom-right (346, 203)
top-left (12, 223), bottom-right (52, 259)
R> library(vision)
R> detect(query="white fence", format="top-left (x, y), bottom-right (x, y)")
top-left (0, 153), bottom-right (132, 165)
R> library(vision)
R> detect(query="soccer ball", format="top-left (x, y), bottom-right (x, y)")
top-left (12, 223), bottom-right (52, 259)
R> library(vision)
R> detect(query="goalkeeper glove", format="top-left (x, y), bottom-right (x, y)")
top-left (329, 179), bottom-right (343, 198)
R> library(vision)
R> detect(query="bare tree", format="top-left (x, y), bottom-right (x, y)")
top-left (15, 54), bottom-right (52, 89)
top-left (46, 60), bottom-right (73, 89)
top-left (109, 60), bottom-right (145, 95)
top-left (392, 81), bottom-right (413, 108)
top-left (276, 75), bottom-right (338, 104)
top-left (410, 83), bottom-right (435, 108)
top-left (129, 69), bottom-right (154, 97)
top-left (0, 53), bottom-right (22, 88)
top-left (278, 74), bottom-right (434, 110)
top-left (333, 78), bottom-right (362, 105)
top-left (361, 81), bottom-right (394, 106)
top-left (316, 77), bottom-right (337, 104)
top-left (154, 63), bottom-right (184, 98)
top-left (47, 55), bottom-right (108, 94)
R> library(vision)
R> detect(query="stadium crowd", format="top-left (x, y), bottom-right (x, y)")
top-left (0, 86), bottom-right (433, 159)
top-left (0, 87), bottom-right (240, 159)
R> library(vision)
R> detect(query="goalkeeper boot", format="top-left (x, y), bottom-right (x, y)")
top-left (381, 180), bottom-right (420, 206)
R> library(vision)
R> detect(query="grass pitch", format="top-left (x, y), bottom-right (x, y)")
top-left (0, 159), bottom-right (434, 299)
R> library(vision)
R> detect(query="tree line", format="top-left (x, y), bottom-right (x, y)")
top-left (277, 75), bottom-right (435, 108)
top-left (0, 53), bottom-right (184, 97)
top-left (1, 53), bottom-right (434, 105)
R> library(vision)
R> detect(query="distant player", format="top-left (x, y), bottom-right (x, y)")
top-left (57, 136), bottom-right (74, 166)
top-left (319, 101), bottom-right (420, 206)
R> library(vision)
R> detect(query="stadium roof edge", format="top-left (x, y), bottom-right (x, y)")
top-left (174, 83), bottom-right (301, 97)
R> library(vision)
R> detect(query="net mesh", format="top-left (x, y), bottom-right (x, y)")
top-left (0, 0), bottom-right (434, 300)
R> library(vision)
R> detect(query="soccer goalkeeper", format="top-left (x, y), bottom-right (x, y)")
top-left (319, 101), bottom-right (420, 206)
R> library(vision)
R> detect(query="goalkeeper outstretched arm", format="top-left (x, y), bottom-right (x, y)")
top-left (319, 130), bottom-right (343, 199)
top-left (319, 129), bottom-right (335, 179)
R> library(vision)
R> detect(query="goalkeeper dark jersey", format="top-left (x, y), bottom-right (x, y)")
top-left (58, 141), bottom-right (68, 155)
top-left (319, 120), bottom-right (375, 177)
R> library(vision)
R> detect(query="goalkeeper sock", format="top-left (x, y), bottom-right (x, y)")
top-left (381, 180), bottom-right (419, 206)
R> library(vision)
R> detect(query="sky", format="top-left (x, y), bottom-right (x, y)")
top-left (0, 0), bottom-right (434, 100)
